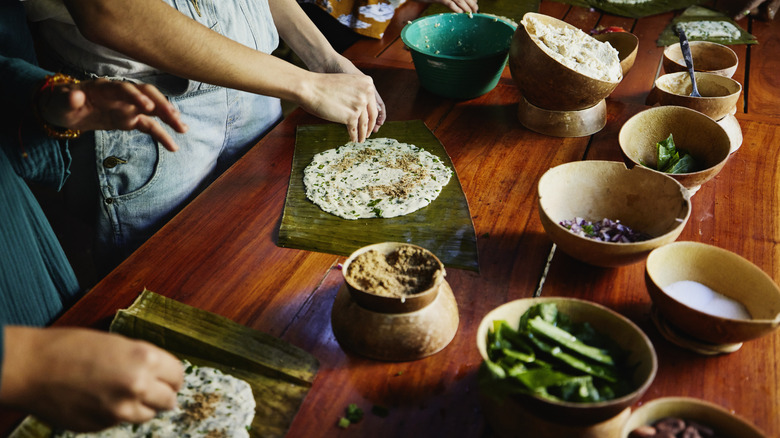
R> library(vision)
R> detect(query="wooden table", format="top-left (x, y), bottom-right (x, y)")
top-left (4, 1), bottom-right (778, 436)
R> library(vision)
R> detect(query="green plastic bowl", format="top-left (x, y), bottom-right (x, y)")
top-left (401, 13), bottom-right (517, 100)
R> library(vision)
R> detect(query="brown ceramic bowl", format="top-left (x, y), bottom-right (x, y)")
top-left (342, 242), bottom-right (444, 313)
top-left (645, 241), bottom-right (780, 346)
top-left (332, 242), bottom-right (459, 361)
top-left (622, 397), bottom-right (766, 438)
top-left (476, 297), bottom-right (658, 426)
top-left (593, 31), bottom-right (639, 77)
top-left (652, 71), bottom-right (742, 121)
top-left (618, 106), bottom-right (732, 193)
top-left (663, 41), bottom-right (739, 78)
top-left (538, 161), bottom-right (691, 267)
top-left (509, 13), bottom-right (622, 111)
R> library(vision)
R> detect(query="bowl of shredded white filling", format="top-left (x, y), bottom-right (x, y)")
top-left (509, 13), bottom-right (623, 111)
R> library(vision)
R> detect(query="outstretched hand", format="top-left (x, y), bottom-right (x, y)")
top-left (0, 326), bottom-right (184, 432)
top-left (419, 0), bottom-right (478, 14)
top-left (37, 78), bottom-right (188, 152)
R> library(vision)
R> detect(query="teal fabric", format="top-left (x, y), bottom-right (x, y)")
top-left (0, 2), bottom-right (82, 381)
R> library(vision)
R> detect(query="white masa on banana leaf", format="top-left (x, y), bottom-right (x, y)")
top-left (303, 138), bottom-right (452, 220)
top-left (54, 362), bottom-right (255, 438)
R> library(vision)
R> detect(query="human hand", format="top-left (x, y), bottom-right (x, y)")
top-left (0, 326), bottom-right (184, 432)
top-left (37, 78), bottom-right (188, 152)
top-left (302, 56), bottom-right (386, 142)
top-left (418, 0), bottom-right (478, 14)
top-left (298, 71), bottom-right (384, 143)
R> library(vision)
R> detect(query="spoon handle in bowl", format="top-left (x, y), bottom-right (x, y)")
top-left (676, 27), bottom-right (702, 98)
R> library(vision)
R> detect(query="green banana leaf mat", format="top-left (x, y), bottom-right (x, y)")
top-left (10, 290), bottom-right (319, 438)
top-left (656, 6), bottom-right (757, 46)
top-left (278, 120), bottom-right (479, 272)
top-left (549, 0), bottom-right (707, 18)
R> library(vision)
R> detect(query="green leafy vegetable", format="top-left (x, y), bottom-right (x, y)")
top-left (337, 403), bottom-right (364, 428)
top-left (479, 303), bottom-right (634, 404)
top-left (651, 134), bottom-right (699, 174)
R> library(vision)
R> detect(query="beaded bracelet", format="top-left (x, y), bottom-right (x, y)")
top-left (33, 73), bottom-right (82, 140)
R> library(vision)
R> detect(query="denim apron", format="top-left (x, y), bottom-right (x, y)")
top-left (32, 0), bottom-right (283, 271)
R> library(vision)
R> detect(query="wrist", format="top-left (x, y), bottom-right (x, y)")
top-left (32, 74), bottom-right (82, 140)
top-left (0, 327), bottom-right (40, 408)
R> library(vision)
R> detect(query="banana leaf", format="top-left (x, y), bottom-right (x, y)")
top-left (547, 0), bottom-right (590, 8)
top-left (11, 290), bottom-right (318, 438)
top-left (549, 0), bottom-right (706, 18)
top-left (423, 0), bottom-right (539, 24)
top-left (277, 120), bottom-right (479, 272)
top-left (656, 6), bottom-right (757, 46)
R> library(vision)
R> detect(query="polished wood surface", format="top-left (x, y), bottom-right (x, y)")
top-left (4, 2), bottom-right (778, 437)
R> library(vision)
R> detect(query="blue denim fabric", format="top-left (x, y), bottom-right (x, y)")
top-left (36, 0), bottom-right (283, 271)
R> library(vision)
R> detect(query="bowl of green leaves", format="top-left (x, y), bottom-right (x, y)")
top-left (619, 106), bottom-right (731, 195)
top-left (476, 298), bottom-right (658, 429)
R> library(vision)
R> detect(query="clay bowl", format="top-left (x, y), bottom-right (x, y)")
top-left (663, 41), bottom-right (739, 78)
top-left (331, 242), bottom-right (459, 361)
top-left (476, 297), bottom-right (658, 427)
top-left (618, 106), bottom-right (731, 194)
top-left (509, 12), bottom-right (622, 111)
top-left (652, 71), bottom-right (742, 121)
top-left (538, 160), bottom-right (691, 267)
top-left (645, 241), bottom-right (780, 347)
top-left (342, 241), bottom-right (444, 313)
top-left (622, 397), bottom-right (766, 438)
top-left (593, 31), bottom-right (639, 76)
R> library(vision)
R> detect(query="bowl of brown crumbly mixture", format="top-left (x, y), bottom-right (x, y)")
top-left (343, 242), bottom-right (446, 313)
top-left (333, 242), bottom-right (458, 361)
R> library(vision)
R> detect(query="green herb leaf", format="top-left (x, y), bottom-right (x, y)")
top-left (345, 404), bottom-right (364, 423)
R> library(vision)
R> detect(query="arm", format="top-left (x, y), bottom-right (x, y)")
top-left (267, 0), bottom-right (385, 139)
top-left (63, 0), bottom-right (383, 142)
top-left (0, 326), bottom-right (184, 432)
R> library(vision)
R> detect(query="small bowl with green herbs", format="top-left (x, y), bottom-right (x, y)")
top-left (476, 298), bottom-right (657, 428)
top-left (538, 160), bottom-right (691, 267)
top-left (619, 106), bottom-right (732, 195)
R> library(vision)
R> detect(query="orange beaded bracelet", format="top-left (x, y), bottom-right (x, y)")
top-left (33, 73), bottom-right (82, 140)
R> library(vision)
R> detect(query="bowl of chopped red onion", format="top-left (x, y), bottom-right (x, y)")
top-left (537, 160), bottom-right (691, 267)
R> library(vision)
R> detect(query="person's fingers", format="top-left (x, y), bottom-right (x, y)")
top-left (147, 348), bottom-right (185, 391)
top-left (374, 91), bottom-right (386, 131)
top-left (357, 108), bottom-right (369, 143)
top-left (113, 399), bottom-right (158, 425)
top-left (446, 1), bottom-right (464, 13)
top-left (139, 379), bottom-right (179, 412)
top-left (111, 81), bottom-right (155, 112)
top-left (347, 117), bottom-right (359, 143)
top-left (365, 95), bottom-right (378, 141)
top-left (67, 89), bottom-right (87, 112)
top-left (137, 116), bottom-right (180, 152)
top-left (136, 84), bottom-right (188, 134)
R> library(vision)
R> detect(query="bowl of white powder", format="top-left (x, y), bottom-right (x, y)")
top-left (509, 13), bottom-right (623, 111)
top-left (645, 241), bottom-right (780, 348)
